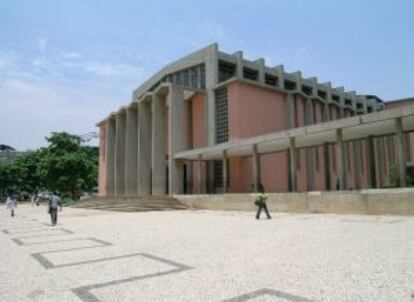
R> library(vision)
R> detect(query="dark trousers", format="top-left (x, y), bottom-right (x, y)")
top-left (256, 203), bottom-right (271, 219)
top-left (50, 208), bottom-right (58, 225)
top-left (11, 209), bottom-right (14, 217)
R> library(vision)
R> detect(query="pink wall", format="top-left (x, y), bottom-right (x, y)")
top-left (191, 93), bottom-right (206, 194)
top-left (98, 125), bottom-right (106, 196)
top-left (227, 82), bottom-right (288, 193)
top-left (228, 82), bottom-right (286, 139)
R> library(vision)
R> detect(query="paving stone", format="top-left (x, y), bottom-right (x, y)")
top-left (1, 204), bottom-right (413, 301)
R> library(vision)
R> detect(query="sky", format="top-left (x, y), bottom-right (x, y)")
top-left (0, 0), bottom-right (413, 150)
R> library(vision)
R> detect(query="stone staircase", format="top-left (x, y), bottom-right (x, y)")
top-left (70, 196), bottom-right (188, 212)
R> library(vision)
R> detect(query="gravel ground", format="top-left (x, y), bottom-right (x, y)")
top-left (0, 204), bottom-right (413, 302)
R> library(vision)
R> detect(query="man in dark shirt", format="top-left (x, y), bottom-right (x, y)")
top-left (48, 192), bottom-right (62, 226)
top-left (255, 185), bottom-right (272, 220)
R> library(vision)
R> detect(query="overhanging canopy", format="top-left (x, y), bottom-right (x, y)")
top-left (174, 104), bottom-right (414, 160)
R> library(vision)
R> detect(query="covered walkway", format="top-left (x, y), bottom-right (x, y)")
top-left (175, 103), bottom-right (414, 192)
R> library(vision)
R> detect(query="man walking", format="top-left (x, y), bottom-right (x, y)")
top-left (48, 192), bottom-right (62, 226)
top-left (6, 194), bottom-right (17, 217)
top-left (254, 185), bottom-right (272, 220)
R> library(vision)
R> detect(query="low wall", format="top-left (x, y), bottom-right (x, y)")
top-left (174, 188), bottom-right (414, 215)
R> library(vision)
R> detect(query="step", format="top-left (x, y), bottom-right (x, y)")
top-left (70, 196), bottom-right (188, 212)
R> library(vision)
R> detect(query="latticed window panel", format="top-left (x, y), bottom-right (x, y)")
top-left (160, 64), bottom-right (206, 90)
top-left (215, 87), bottom-right (229, 144)
top-left (213, 160), bottom-right (230, 188)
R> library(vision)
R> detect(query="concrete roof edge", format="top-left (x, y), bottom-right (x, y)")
top-left (132, 43), bottom-right (218, 101)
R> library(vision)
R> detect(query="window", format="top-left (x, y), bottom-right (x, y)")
top-left (199, 64), bottom-right (206, 89)
top-left (215, 88), bottom-right (229, 143)
top-left (218, 61), bottom-right (236, 82)
top-left (183, 69), bottom-right (189, 87)
top-left (284, 80), bottom-right (296, 91)
top-left (302, 85), bottom-right (312, 96)
top-left (345, 99), bottom-right (352, 106)
top-left (265, 74), bottom-right (278, 87)
top-left (243, 67), bottom-right (258, 81)
top-left (317, 90), bottom-right (327, 100)
top-left (332, 94), bottom-right (340, 103)
top-left (190, 67), bottom-right (197, 87)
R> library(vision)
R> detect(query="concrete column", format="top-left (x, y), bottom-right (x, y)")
top-left (323, 143), bottom-right (331, 190)
top-left (198, 155), bottom-right (203, 194)
top-left (286, 93), bottom-right (295, 129)
top-left (105, 118), bottom-right (116, 196)
top-left (138, 101), bottom-right (152, 196)
top-left (168, 85), bottom-right (184, 195)
top-left (252, 144), bottom-right (261, 192)
top-left (222, 150), bottom-right (228, 193)
top-left (125, 106), bottom-right (138, 196)
top-left (376, 138), bottom-right (384, 187)
top-left (395, 117), bottom-right (407, 187)
top-left (234, 51), bottom-right (243, 78)
top-left (256, 58), bottom-right (265, 83)
top-left (275, 65), bottom-right (285, 90)
top-left (114, 112), bottom-right (126, 196)
top-left (366, 136), bottom-right (377, 188)
top-left (206, 44), bottom-right (218, 146)
top-left (305, 98), bottom-right (315, 191)
top-left (289, 137), bottom-right (297, 192)
top-left (336, 129), bottom-right (346, 190)
top-left (338, 87), bottom-right (345, 118)
top-left (323, 103), bottom-right (330, 122)
top-left (353, 141), bottom-right (362, 190)
top-left (152, 93), bottom-right (167, 195)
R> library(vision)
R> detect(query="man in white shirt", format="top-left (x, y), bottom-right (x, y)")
top-left (48, 192), bottom-right (62, 226)
top-left (6, 195), bottom-right (17, 217)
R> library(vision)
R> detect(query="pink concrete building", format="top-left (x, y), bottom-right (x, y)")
top-left (97, 44), bottom-right (414, 197)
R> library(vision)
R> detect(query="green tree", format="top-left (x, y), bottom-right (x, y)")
top-left (38, 132), bottom-right (98, 200)
top-left (13, 151), bottom-right (43, 197)
top-left (0, 161), bottom-right (18, 198)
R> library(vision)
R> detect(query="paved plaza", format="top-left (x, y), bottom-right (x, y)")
top-left (0, 204), bottom-right (413, 301)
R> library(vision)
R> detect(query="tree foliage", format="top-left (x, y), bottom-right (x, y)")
top-left (0, 132), bottom-right (98, 200)
top-left (38, 132), bottom-right (98, 200)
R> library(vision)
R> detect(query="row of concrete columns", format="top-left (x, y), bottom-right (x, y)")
top-left (214, 118), bottom-right (408, 193)
top-left (104, 85), bottom-right (184, 197)
top-left (284, 93), bottom-right (408, 191)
